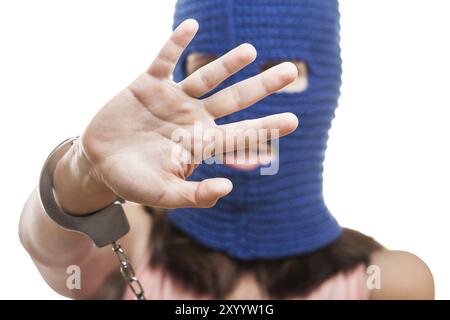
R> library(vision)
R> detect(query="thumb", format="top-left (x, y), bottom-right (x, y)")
top-left (172, 178), bottom-right (233, 208)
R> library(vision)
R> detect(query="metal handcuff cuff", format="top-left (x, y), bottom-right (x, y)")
top-left (38, 137), bottom-right (146, 300)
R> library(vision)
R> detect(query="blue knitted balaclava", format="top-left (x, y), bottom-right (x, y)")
top-left (169, 0), bottom-right (343, 260)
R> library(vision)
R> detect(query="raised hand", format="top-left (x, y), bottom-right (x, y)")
top-left (80, 19), bottom-right (299, 209)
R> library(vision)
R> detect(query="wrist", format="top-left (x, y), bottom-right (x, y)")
top-left (53, 138), bottom-right (116, 215)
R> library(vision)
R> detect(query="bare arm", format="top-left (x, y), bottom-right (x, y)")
top-left (19, 19), bottom-right (299, 299)
top-left (19, 142), bottom-right (151, 298)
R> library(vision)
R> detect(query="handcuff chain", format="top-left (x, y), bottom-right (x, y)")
top-left (111, 242), bottom-right (146, 300)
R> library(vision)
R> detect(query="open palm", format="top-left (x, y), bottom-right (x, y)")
top-left (80, 19), bottom-right (298, 209)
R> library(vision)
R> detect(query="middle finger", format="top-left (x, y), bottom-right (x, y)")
top-left (202, 62), bottom-right (298, 119)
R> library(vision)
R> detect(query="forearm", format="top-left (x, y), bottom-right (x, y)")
top-left (19, 187), bottom-right (113, 298)
top-left (18, 141), bottom-right (118, 297)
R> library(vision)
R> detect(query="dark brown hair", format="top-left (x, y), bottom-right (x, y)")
top-left (145, 206), bottom-right (383, 299)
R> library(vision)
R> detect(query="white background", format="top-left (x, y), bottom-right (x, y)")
top-left (0, 0), bottom-right (449, 299)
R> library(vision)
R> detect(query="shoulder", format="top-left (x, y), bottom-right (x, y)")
top-left (368, 250), bottom-right (434, 300)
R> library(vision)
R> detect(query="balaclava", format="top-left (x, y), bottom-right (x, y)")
top-left (169, 0), bottom-right (343, 260)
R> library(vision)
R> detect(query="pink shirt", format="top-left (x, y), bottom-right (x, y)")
top-left (123, 251), bottom-right (369, 300)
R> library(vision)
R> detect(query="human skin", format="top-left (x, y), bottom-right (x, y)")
top-left (19, 19), bottom-right (299, 298)
top-left (19, 19), bottom-right (434, 299)
top-left (186, 54), bottom-right (309, 171)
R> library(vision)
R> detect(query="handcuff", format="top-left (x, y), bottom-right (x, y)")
top-left (38, 137), bottom-right (146, 300)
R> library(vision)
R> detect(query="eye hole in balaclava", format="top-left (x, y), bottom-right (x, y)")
top-left (185, 54), bottom-right (308, 94)
top-left (185, 53), bottom-right (217, 76)
top-left (260, 60), bottom-right (308, 93)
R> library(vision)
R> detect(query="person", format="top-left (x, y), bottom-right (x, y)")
top-left (20, 0), bottom-right (434, 299)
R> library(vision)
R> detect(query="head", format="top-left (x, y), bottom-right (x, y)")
top-left (169, 0), bottom-right (343, 260)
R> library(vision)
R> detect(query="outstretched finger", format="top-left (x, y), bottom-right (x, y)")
top-left (163, 178), bottom-right (233, 208)
top-left (179, 43), bottom-right (257, 97)
top-left (147, 19), bottom-right (199, 79)
top-left (203, 62), bottom-right (298, 119)
top-left (214, 112), bottom-right (299, 154)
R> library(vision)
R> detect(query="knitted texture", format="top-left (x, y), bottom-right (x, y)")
top-left (169, 0), bottom-right (343, 259)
